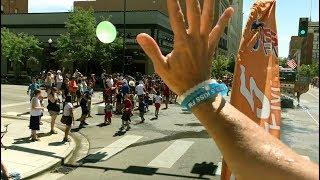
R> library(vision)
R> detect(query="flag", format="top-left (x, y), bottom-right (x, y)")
top-left (287, 59), bottom-right (297, 69)
top-left (221, 0), bottom-right (281, 179)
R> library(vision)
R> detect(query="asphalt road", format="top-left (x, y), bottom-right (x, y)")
top-left (1, 84), bottom-right (319, 179)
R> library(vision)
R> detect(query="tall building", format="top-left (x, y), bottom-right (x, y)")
top-left (308, 21), bottom-right (319, 62)
top-left (1, 0), bottom-right (28, 14)
top-left (227, 0), bottom-right (243, 58)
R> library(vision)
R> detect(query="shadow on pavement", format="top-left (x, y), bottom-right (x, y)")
top-left (128, 130), bottom-right (209, 149)
top-left (38, 132), bottom-right (52, 138)
top-left (97, 123), bottom-right (109, 127)
top-left (48, 141), bottom-right (66, 146)
top-left (191, 162), bottom-right (217, 178)
top-left (80, 152), bottom-right (108, 164)
top-left (174, 123), bottom-right (202, 127)
top-left (150, 117), bottom-right (158, 121)
top-left (13, 137), bottom-right (31, 145)
top-left (113, 130), bottom-right (127, 137)
top-left (63, 164), bottom-right (210, 179)
top-left (5, 145), bottom-right (63, 159)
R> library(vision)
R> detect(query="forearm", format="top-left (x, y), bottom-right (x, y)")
top-left (192, 95), bottom-right (318, 179)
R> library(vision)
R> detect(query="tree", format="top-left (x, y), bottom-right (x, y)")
top-left (297, 62), bottom-right (318, 78)
top-left (1, 28), bottom-right (42, 78)
top-left (278, 57), bottom-right (288, 68)
top-left (56, 8), bottom-right (123, 75)
top-left (211, 55), bottom-right (232, 80)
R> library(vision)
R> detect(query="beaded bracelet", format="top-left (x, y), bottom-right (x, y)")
top-left (178, 79), bottom-right (228, 110)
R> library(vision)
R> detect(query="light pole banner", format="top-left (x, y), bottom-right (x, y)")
top-left (221, 0), bottom-right (281, 179)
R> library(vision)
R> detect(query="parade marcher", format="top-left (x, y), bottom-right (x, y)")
top-left (62, 95), bottom-right (74, 142)
top-left (120, 94), bottom-right (132, 131)
top-left (104, 100), bottom-right (113, 125)
top-left (101, 70), bottom-right (107, 89)
top-left (153, 91), bottom-right (162, 119)
top-left (47, 87), bottom-right (60, 134)
top-left (86, 82), bottom-right (94, 118)
top-left (136, 1), bottom-right (318, 178)
top-left (61, 78), bottom-right (69, 101)
top-left (56, 70), bottom-right (63, 90)
top-left (29, 89), bottom-right (44, 141)
top-left (79, 92), bottom-right (90, 128)
top-left (68, 77), bottom-right (78, 105)
top-left (44, 72), bottom-right (54, 91)
top-left (115, 89), bottom-right (123, 115)
top-left (138, 96), bottom-right (146, 123)
top-left (27, 78), bottom-right (40, 101)
top-left (163, 83), bottom-right (170, 109)
top-left (121, 81), bottom-right (130, 99)
top-left (76, 79), bottom-right (83, 106)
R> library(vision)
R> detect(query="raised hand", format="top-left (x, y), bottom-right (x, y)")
top-left (137, 0), bottom-right (234, 95)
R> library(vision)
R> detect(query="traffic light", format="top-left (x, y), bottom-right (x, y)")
top-left (298, 18), bottom-right (308, 37)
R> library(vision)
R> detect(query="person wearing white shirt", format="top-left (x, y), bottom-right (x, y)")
top-left (56, 70), bottom-right (63, 90)
top-left (29, 89), bottom-right (44, 141)
top-left (135, 81), bottom-right (145, 97)
top-left (106, 75), bottom-right (114, 88)
top-left (153, 91), bottom-right (162, 119)
top-left (62, 95), bottom-right (74, 142)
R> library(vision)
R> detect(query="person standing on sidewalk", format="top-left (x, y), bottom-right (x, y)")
top-left (47, 87), bottom-right (60, 134)
top-left (153, 91), bottom-right (162, 119)
top-left (29, 89), bottom-right (44, 141)
top-left (162, 83), bottom-right (170, 109)
top-left (62, 95), bottom-right (74, 142)
top-left (27, 78), bottom-right (40, 102)
top-left (68, 77), bottom-right (78, 105)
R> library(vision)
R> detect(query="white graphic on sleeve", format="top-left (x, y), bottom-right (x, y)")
top-left (240, 65), bottom-right (270, 119)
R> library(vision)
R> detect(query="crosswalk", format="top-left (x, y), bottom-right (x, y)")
top-left (81, 134), bottom-right (222, 175)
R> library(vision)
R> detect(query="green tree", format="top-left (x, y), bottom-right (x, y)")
top-left (298, 62), bottom-right (318, 78)
top-left (56, 8), bottom-right (123, 74)
top-left (1, 28), bottom-right (42, 78)
top-left (278, 57), bottom-right (288, 67)
top-left (211, 55), bottom-right (231, 80)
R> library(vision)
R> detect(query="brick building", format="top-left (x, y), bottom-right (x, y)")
top-left (1, 0), bottom-right (28, 14)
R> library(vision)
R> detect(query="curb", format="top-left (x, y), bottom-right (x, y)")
top-left (1, 115), bottom-right (88, 179)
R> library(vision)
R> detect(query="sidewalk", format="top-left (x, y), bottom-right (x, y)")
top-left (1, 118), bottom-right (76, 179)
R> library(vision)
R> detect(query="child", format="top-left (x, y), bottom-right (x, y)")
top-left (120, 94), bottom-right (132, 131)
top-left (138, 96), bottom-right (146, 123)
top-left (104, 101), bottom-right (113, 125)
top-left (144, 92), bottom-right (150, 112)
top-left (154, 91), bottom-right (162, 119)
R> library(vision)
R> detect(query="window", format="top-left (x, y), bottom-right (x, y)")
top-left (14, 8), bottom-right (18, 13)
top-left (1, 5), bottom-right (3, 14)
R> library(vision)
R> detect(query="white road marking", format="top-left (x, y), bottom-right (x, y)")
top-left (301, 106), bottom-right (319, 126)
top-left (148, 140), bottom-right (194, 168)
top-left (86, 135), bottom-right (143, 161)
top-left (306, 92), bottom-right (319, 100)
top-left (1, 101), bottom-right (29, 108)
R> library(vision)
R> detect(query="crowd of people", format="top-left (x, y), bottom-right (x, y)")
top-left (26, 69), bottom-right (180, 141)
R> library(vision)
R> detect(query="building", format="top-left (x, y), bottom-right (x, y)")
top-left (74, 0), bottom-right (238, 57)
top-left (288, 18), bottom-right (316, 66)
top-left (227, 0), bottom-right (243, 58)
top-left (308, 21), bottom-right (319, 62)
top-left (1, 11), bottom-right (173, 75)
top-left (1, 0), bottom-right (28, 14)
top-left (1, 0), bottom-right (243, 75)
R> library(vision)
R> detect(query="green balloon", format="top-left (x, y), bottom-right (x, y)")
top-left (96, 21), bottom-right (117, 43)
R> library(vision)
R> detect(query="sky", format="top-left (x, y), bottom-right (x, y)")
top-left (29, 0), bottom-right (319, 58)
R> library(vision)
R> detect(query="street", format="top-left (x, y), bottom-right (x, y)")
top-left (1, 84), bottom-right (319, 179)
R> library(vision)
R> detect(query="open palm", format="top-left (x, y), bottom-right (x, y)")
top-left (137, 0), bottom-right (234, 95)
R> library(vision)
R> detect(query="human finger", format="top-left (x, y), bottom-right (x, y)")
top-left (201, 0), bottom-right (214, 36)
top-left (136, 33), bottom-right (166, 70)
top-left (186, 0), bottom-right (201, 36)
top-left (167, 0), bottom-right (188, 39)
top-left (208, 7), bottom-right (234, 56)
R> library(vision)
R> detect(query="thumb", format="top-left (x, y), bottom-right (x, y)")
top-left (136, 33), bottom-right (166, 70)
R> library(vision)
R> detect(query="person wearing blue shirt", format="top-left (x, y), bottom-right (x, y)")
top-left (121, 81), bottom-right (130, 98)
top-left (27, 78), bottom-right (40, 101)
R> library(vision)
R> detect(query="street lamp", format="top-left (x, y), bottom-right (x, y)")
top-left (123, 0), bottom-right (127, 74)
top-left (48, 38), bottom-right (53, 44)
